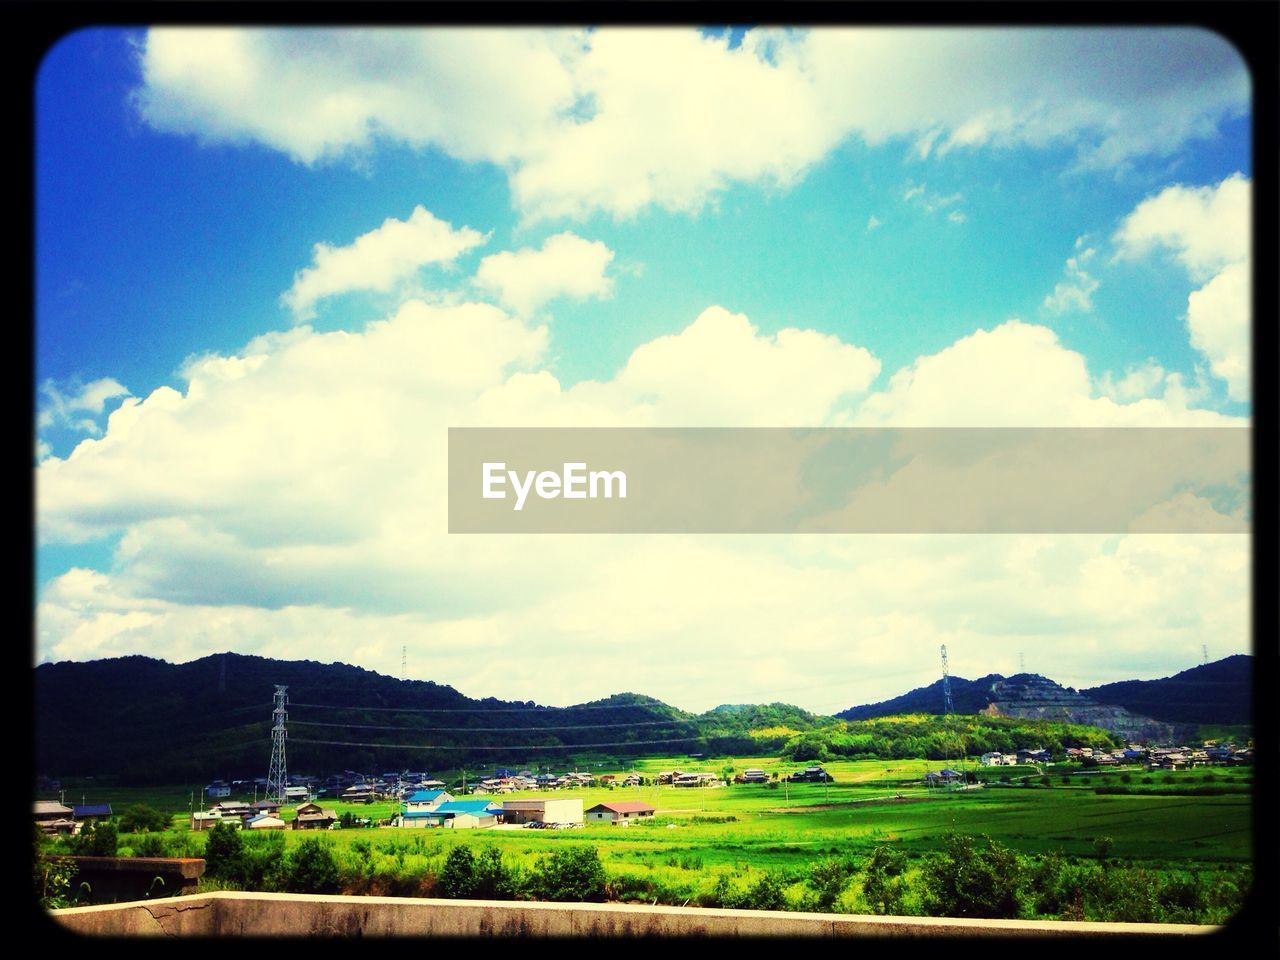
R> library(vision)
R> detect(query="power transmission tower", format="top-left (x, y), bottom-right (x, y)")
top-left (1019, 652), bottom-right (1026, 674)
top-left (940, 645), bottom-right (954, 715)
top-left (402, 645), bottom-right (407, 677)
top-left (267, 685), bottom-right (288, 803)
top-left (1202, 644), bottom-right (1209, 666)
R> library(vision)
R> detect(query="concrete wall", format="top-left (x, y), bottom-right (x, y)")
top-left (50, 892), bottom-right (1217, 938)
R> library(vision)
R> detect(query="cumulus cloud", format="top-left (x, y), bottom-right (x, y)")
top-left (36, 286), bottom-right (1248, 708)
top-left (282, 205), bottom-right (487, 321)
top-left (1043, 243), bottom-right (1100, 313)
top-left (866, 215), bottom-right (881, 232)
top-left (134, 27), bottom-right (1248, 222)
top-left (1114, 174), bottom-right (1250, 401)
top-left (473, 232), bottom-right (615, 315)
top-left (38, 377), bottom-right (131, 436)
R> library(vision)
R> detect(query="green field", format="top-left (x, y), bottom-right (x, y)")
top-left (51, 757), bottom-right (1252, 865)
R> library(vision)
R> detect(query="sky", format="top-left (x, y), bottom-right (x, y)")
top-left (34, 26), bottom-right (1252, 714)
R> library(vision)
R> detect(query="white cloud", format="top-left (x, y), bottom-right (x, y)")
top-left (1043, 245), bottom-right (1099, 313)
top-left (1187, 259), bottom-right (1250, 402)
top-left (134, 27), bottom-right (1248, 222)
top-left (38, 377), bottom-right (131, 435)
top-left (866, 215), bottom-right (881, 232)
top-left (282, 205), bottom-right (487, 321)
top-left (849, 320), bottom-right (1235, 427)
top-left (473, 232), bottom-right (615, 315)
top-left (36, 293), bottom-right (1247, 709)
top-left (1113, 174), bottom-right (1250, 400)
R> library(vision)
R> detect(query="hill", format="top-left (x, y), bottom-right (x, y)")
top-left (32, 654), bottom-right (826, 783)
top-left (1082, 655), bottom-right (1252, 726)
top-left (832, 663), bottom-right (1253, 742)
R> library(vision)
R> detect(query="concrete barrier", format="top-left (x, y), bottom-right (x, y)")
top-left (50, 892), bottom-right (1217, 938)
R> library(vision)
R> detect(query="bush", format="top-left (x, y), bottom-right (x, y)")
top-left (118, 804), bottom-right (171, 834)
top-left (286, 838), bottom-right (341, 894)
top-left (804, 856), bottom-right (856, 911)
top-left (72, 821), bottom-right (119, 857)
top-left (437, 846), bottom-right (477, 899)
top-left (132, 834), bottom-right (169, 858)
top-left (861, 844), bottom-right (909, 916)
top-left (525, 846), bottom-right (607, 903)
top-left (474, 847), bottom-right (521, 900)
top-left (202, 822), bottom-right (246, 883)
top-left (241, 832), bottom-right (287, 891)
top-left (922, 835), bottom-right (1024, 919)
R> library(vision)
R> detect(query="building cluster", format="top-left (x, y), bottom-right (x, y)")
top-left (33, 800), bottom-right (112, 836)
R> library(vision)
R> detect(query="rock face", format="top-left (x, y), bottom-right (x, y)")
top-left (979, 675), bottom-right (1176, 742)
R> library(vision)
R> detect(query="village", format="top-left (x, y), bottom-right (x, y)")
top-left (33, 737), bottom-right (1252, 839)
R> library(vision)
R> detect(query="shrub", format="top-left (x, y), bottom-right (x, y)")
top-left (437, 845), bottom-right (477, 899)
top-left (525, 846), bottom-right (607, 903)
top-left (922, 835), bottom-right (1024, 919)
top-left (118, 804), bottom-right (171, 834)
top-left (861, 844), bottom-right (909, 916)
top-left (72, 821), bottom-right (119, 857)
top-left (202, 822), bottom-right (246, 883)
top-left (804, 856), bottom-right (856, 911)
top-left (132, 834), bottom-right (168, 858)
top-left (241, 832), bottom-right (287, 891)
top-left (286, 838), bottom-right (341, 894)
top-left (473, 847), bottom-right (521, 900)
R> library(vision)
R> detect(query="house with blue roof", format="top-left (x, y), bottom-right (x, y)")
top-left (404, 789), bottom-right (452, 812)
top-left (400, 799), bottom-right (500, 829)
top-left (73, 803), bottom-right (113, 823)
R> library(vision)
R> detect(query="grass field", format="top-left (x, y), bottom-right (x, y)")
top-left (52, 757), bottom-right (1253, 867)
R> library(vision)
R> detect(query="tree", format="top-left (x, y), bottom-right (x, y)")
top-left (72, 821), bottom-right (118, 857)
top-left (922, 835), bottom-right (1024, 919)
top-left (118, 804), bottom-right (171, 834)
top-left (286, 838), bottom-right (341, 894)
top-left (437, 845), bottom-right (477, 899)
top-left (525, 846), bottom-right (607, 903)
top-left (202, 822), bottom-right (246, 883)
top-left (861, 844), bottom-right (908, 915)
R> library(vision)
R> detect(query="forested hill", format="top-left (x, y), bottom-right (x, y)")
top-left (1082, 655), bottom-right (1253, 725)
top-left (33, 654), bottom-right (827, 783)
top-left (836, 675), bottom-right (1006, 720)
top-left (836, 656), bottom-right (1252, 729)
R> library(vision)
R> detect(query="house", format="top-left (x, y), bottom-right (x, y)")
top-left (33, 800), bottom-right (74, 823)
top-left (674, 773), bottom-right (715, 788)
top-left (341, 785), bottom-right (376, 803)
top-left (251, 799), bottom-right (282, 815)
top-left (585, 801), bottom-right (656, 825)
top-left (979, 753), bottom-right (1004, 767)
top-left (925, 769), bottom-right (962, 785)
top-left (501, 798), bottom-right (584, 826)
top-left (284, 785), bottom-right (312, 802)
top-left (190, 811), bottom-right (224, 831)
top-left (404, 789), bottom-right (452, 812)
top-left (292, 803), bottom-right (338, 830)
top-left (40, 818), bottom-right (81, 836)
top-left (206, 780), bottom-right (232, 799)
top-left (73, 804), bottom-right (113, 824)
top-left (401, 799), bottom-right (499, 829)
top-left (245, 814), bottom-right (287, 830)
top-left (622, 773), bottom-right (642, 787)
top-left (212, 801), bottom-right (253, 819)
top-left (789, 766), bottom-right (832, 783)
top-left (738, 768), bottom-right (768, 784)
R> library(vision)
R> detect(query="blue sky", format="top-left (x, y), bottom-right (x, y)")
top-left (35, 27), bottom-right (1252, 711)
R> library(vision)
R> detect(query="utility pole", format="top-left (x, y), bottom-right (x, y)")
top-left (267, 685), bottom-right (288, 803)
top-left (940, 645), bottom-right (954, 715)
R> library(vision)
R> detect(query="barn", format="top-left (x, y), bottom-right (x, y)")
top-left (585, 801), bottom-right (656, 825)
top-left (501, 798), bottom-right (584, 826)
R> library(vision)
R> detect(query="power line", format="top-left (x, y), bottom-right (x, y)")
top-left (288, 742), bottom-right (711, 757)
top-left (288, 701), bottom-right (681, 714)
top-left (290, 718), bottom-right (699, 733)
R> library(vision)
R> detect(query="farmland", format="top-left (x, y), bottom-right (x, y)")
top-left (41, 756), bottom-right (1252, 923)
